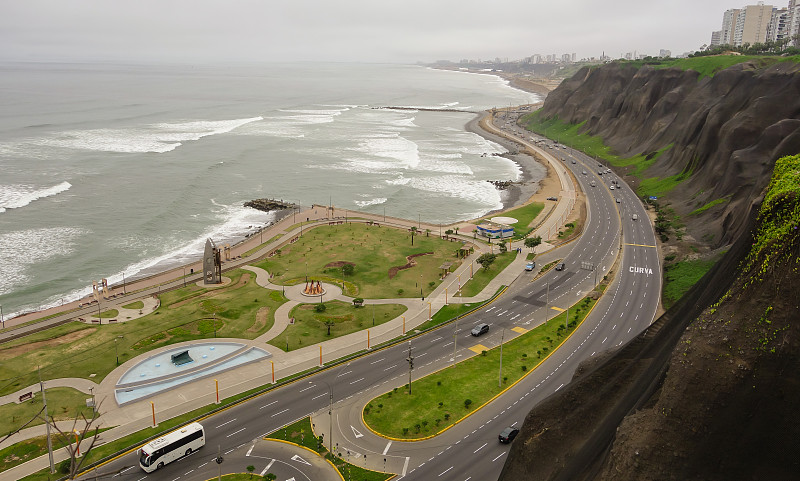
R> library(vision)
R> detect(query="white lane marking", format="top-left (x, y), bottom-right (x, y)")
top-left (246, 444), bottom-right (255, 456)
top-left (402, 457), bottom-right (410, 476)
top-left (312, 393), bottom-right (327, 400)
top-left (370, 358), bottom-right (385, 364)
top-left (291, 454), bottom-right (311, 465)
top-left (216, 419), bottom-right (236, 428)
top-left (439, 466), bottom-right (454, 477)
top-left (602, 337), bottom-right (607, 343)
top-left (299, 385), bottom-right (314, 393)
top-left (555, 383), bottom-right (564, 392)
top-left (227, 428), bottom-right (246, 437)
top-left (261, 459), bottom-right (275, 475)
top-left (350, 378), bottom-right (364, 384)
top-left (351, 425), bottom-right (364, 438)
top-left (382, 441), bottom-right (393, 455)
top-left (492, 452), bottom-right (506, 462)
top-left (474, 442), bottom-right (488, 453)
top-left (271, 408), bottom-right (289, 417)
top-left (384, 364), bottom-right (397, 371)
top-left (259, 400), bottom-right (278, 410)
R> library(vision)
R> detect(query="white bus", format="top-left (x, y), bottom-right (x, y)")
top-left (139, 422), bottom-right (205, 472)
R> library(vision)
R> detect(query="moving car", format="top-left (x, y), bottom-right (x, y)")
top-left (582, 170), bottom-right (587, 175)
top-left (499, 427), bottom-right (520, 443)
top-left (471, 323), bottom-right (490, 336)
top-left (555, 262), bottom-right (566, 271)
top-left (632, 214), bottom-right (639, 221)
top-left (571, 159), bottom-right (576, 164)
top-left (525, 261), bottom-right (536, 271)
top-left (546, 196), bottom-right (558, 201)
top-left (616, 197), bottom-right (621, 203)
top-left (610, 185), bottom-right (615, 190)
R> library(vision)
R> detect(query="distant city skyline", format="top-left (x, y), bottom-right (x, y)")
top-left (1, 0), bottom-right (743, 64)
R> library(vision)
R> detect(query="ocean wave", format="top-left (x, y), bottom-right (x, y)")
top-left (0, 227), bottom-right (86, 297)
top-left (356, 135), bottom-right (420, 169)
top-left (354, 197), bottom-right (387, 207)
top-left (32, 116), bottom-right (263, 154)
top-left (0, 181), bottom-right (72, 213)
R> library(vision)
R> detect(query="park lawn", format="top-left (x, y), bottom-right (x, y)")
top-left (255, 223), bottom-right (463, 299)
top-left (121, 301), bottom-right (144, 310)
top-left (0, 387), bottom-right (94, 431)
top-left (0, 269), bottom-right (287, 397)
top-left (456, 252), bottom-right (516, 297)
top-left (363, 297), bottom-right (596, 439)
top-left (241, 234), bottom-right (283, 258)
top-left (479, 202), bottom-right (544, 238)
top-left (90, 309), bottom-right (119, 319)
top-left (557, 221), bottom-right (577, 239)
top-left (268, 301), bottom-right (407, 352)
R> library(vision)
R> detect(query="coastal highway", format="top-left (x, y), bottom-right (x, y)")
top-left (82, 121), bottom-right (661, 481)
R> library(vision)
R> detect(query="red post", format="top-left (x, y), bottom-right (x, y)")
top-left (402, 316), bottom-right (406, 335)
top-left (445, 288), bottom-right (448, 305)
top-left (367, 329), bottom-right (370, 349)
top-left (319, 346), bottom-right (322, 366)
top-left (74, 430), bottom-right (80, 456)
top-left (271, 361), bottom-right (275, 383)
top-left (215, 379), bottom-right (219, 404)
top-left (151, 401), bottom-right (156, 427)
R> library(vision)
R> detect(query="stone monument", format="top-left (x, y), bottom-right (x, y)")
top-left (203, 238), bottom-right (222, 284)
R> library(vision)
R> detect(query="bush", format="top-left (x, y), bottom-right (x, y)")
top-left (522, 365), bottom-right (527, 371)
top-left (464, 399), bottom-right (473, 409)
top-left (315, 303), bottom-right (327, 313)
top-left (444, 413), bottom-right (450, 420)
top-left (403, 427), bottom-right (409, 435)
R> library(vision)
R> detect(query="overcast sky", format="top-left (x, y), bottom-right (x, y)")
top-left (1, 0), bottom-right (750, 64)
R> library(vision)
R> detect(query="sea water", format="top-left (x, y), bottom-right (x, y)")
top-left (0, 62), bottom-right (539, 317)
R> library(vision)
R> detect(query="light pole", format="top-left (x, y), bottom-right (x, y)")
top-left (314, 380), bottom-right (334, 457)
top-left (183, 266), bottom-right (187, 288)
top-left (122, 272), bottom-right (126, 294)
top-left (114, 335), bottom-right (123, 365)
top-left (499, 328), bottom-right (504, 387)
top-left (1, 304), bottom-right (3, 329)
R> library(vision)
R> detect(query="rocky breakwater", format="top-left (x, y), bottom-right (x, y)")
top-left (243, 198), bottom-right (295, 213)
top-left (535, 59), bottom-right (800, 247)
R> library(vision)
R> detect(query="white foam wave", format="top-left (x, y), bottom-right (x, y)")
top-left (36, 117), bottom-right (263, 154)
top-left (0, 181), bottom-right (72, 213)
top-left (354, 197), bottom-right (387, 207)
top-left (0, 227), bottom-right (86, 297)
top-left (356, 135), bottom-right (420, 169)
top-left (279, 108), bottom-right (349, 115)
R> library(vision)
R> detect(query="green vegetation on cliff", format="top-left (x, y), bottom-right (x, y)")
top-left (619, 54), bottom-right (800, 79)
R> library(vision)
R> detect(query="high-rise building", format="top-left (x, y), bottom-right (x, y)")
top-left (711, 30), bottom-right (723, 46)
top-left (720, 8), bottom-right (741, 45)
top-left (789, 0), bottom-right (800, 45)
top-left (767, 7), bottom-right (790, 41)
top-left (733, 3), bottom-right (775, 46)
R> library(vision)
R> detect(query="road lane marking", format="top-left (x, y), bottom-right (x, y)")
top-left (350, 378), bottom-right (364, 384)
top-left (299, 385), bottom-right (314, 393)
top-left (216, 419), bottom-right (236, 428)
top-left (492, 452), bottom-right (506, 462)
top-left (370, 358), bottom-right (385, 364)
top-left (259, 400), bottom-right (278, 410)
top-left (474, 443), bottom-right (487, 453)
top-left (312, 393), bottom-right (327, 400)
top-left (511, 327), bottom-right (528, 334)
top-left (384, 364), bottom-right (397, 371)
top-left (271, 409), bottom-right (289, 417)
top-left (261, 459), bottom-right (275, 475)
top-left (550, 306), bottom-right (565, 312)
top-left (227, 428), bottom-right (246, 437)
top-left (246, 444), bottom-right (254, 456)
top-left (469, 344), bottom-right (489, 354)
top-left (382, 441), bottom-right (392, 455)
top-left (439, 466), bottom-right (454, 476)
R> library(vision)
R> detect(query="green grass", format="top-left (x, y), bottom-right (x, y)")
top-left (269, 301), bottom-right (407, 351)
top-left (0, 269), bottom-right (287, 397)
top-left (557, 221), bottom-right (577, 239)
top-left (91, 309), bottom-right (118, 319)
top-left (256, 223), bottom-right (461, 299)
top-left (266, 417), bottom-right (392, 481)
top-left (0, 387), bottom-right (95, 431)
top-left (457, 252), bottom-right (516, 297)
top-left (479, 202), bottom-right (544, 238)
top-left (663, 257), bottom-right (720, 309)
top-left (363, 298), bottom-right (596, 439)
top-left (120, 301), bottom-right (144, 310)
top-left (619, 55), bottom-right (800, 79)
top-left (689, 197), bottom-right (730, 216)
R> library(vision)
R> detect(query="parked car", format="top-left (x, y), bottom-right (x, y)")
top-left (555, 262), bottom-right (566, 271)
top-left (546, 196), bottom-right (558, 201)
top-left (471, 323), bottom-right (490, 336)
top-left (499, 427), bottom-right (520, 443)
top-left (525, 261), bottom-right (536, 271)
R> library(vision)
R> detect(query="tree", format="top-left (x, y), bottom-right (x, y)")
top-left (324, 318), bottom-right (335, 335)
top-left (342, 263), bottom-right (354, 276)
top-left (315, 303), bottom-right (327, 313)
top-left (47, 401), bottom-right (104, 479)
top-left (410, 226), bottom-right (417, 245)
top-left (524, 235), bottom-right (542, 254)
top-left (263, 474), bottom-right (277, 481)
top-left (247, 465), bottom-right (256, 478)
top-left (498, 240), bottom-right (508, 254)
top-left (477, 253), bottom-right (497, 271)
top-left (352, 297), bottom-right (364, 307)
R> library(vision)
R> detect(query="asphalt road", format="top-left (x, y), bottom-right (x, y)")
top-left (86, 122), bottom-right (661, 481)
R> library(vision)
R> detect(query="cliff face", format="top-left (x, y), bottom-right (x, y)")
top-left (539, 61), bottom-right (800, 246)
top-left (498, 155), bottom-right (800, 480)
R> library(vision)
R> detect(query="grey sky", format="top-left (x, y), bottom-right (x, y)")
top-left (1, 0), bottom-right (744, 64)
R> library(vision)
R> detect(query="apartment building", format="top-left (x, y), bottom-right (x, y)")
top-left (711, 1), bottom-right (800, 47)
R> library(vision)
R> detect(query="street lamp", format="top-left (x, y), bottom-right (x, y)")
top-left (114, 335), bottom-right (124, 365)
top-left (1, 304), bottom-right (4, 329)
top-left (313, 380), bottom-right (334, 457)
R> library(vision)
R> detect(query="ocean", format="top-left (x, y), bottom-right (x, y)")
top-left (0, 62), bottom-right (539, 318)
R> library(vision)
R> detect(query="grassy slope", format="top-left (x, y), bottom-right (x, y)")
top-left (457, 251), bottom-right (516, 297)
top-left (620, 54), bottom-right (800, 79)
top-left (662, 257), bottom-right (720, 309)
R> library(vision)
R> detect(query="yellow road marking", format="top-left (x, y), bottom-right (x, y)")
top-left (511, 327), bottom-right (528, 334)
top-left (550, 306), bottom-right (565, 312)
top-left (625, 243), bottom-right (657, 248)
top-left (469, 344), bottom-right (489, 354)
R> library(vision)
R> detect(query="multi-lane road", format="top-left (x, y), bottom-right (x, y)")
top-left (86, 117), bottom-right (661, 481)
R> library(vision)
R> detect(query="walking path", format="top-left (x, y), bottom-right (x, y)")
top-left (0, 115), bottom-right (580, 480)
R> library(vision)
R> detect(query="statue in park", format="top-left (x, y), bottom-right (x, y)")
top-left (203, 238), bottom-right (222, 284)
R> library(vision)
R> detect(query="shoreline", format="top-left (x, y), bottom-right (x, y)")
top-left (3, 81), bottom-right (548, 326)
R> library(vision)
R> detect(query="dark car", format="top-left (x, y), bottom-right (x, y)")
top-left (499, 427), bottom-right (519, 443)
top-left (546, 196), bottom-right (558, 201)
top-left (471, 323), bottom-right (489, 336)
top-left (555, 262), bottom-right (566, 271)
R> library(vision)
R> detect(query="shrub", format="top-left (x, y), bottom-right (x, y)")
top-left (315, 303), bottom-right (327, 313)
top-left (444, 413), bottom-right (450, 420)
top-left (522, 365), bottom-right (527, 371)
top-left (438, 401), bottom-right (444, 408)
top-left (464, 399), bottom-right (473, 408)
top-left (403, 427), bottom-right (409, 435)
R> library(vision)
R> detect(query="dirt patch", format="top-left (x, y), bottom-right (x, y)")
top-left (387, 252), bottom-right (433, 279)
top-left (324, 261), bottom-right (355, 268)
top-left (0, 327), bottom-right (97, 360)
top-left (247, 307), bottom-right (270, 334)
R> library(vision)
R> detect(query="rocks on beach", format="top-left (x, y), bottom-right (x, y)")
top-left (243, 198), bottom-right (295, 212)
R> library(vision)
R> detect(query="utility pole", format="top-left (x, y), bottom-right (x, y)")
top-left (406, 341), bottom-right (414, 395)
top-left (451, 319), bottom-right (458, 364)
top-left (499, 328), bottom-right (504, 387)
top-left (39, 366), bottom-right (54, 473)
top-left (545, 283), bottom-right (549, 326)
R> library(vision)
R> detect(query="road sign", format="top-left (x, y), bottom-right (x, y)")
top-left (648, 196), bottom-right (658, 200)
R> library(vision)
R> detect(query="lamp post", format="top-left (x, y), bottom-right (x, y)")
top-left (1, 304), bottom-right (3, 329)
top-left (122, 272), bottom-right (126, 294)
top-left (114, 336), bottom-right (124, 366)
top-left (183, 267), bottom-right (187, 288)
top-left (314, 380), bottom-right (334, 457)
